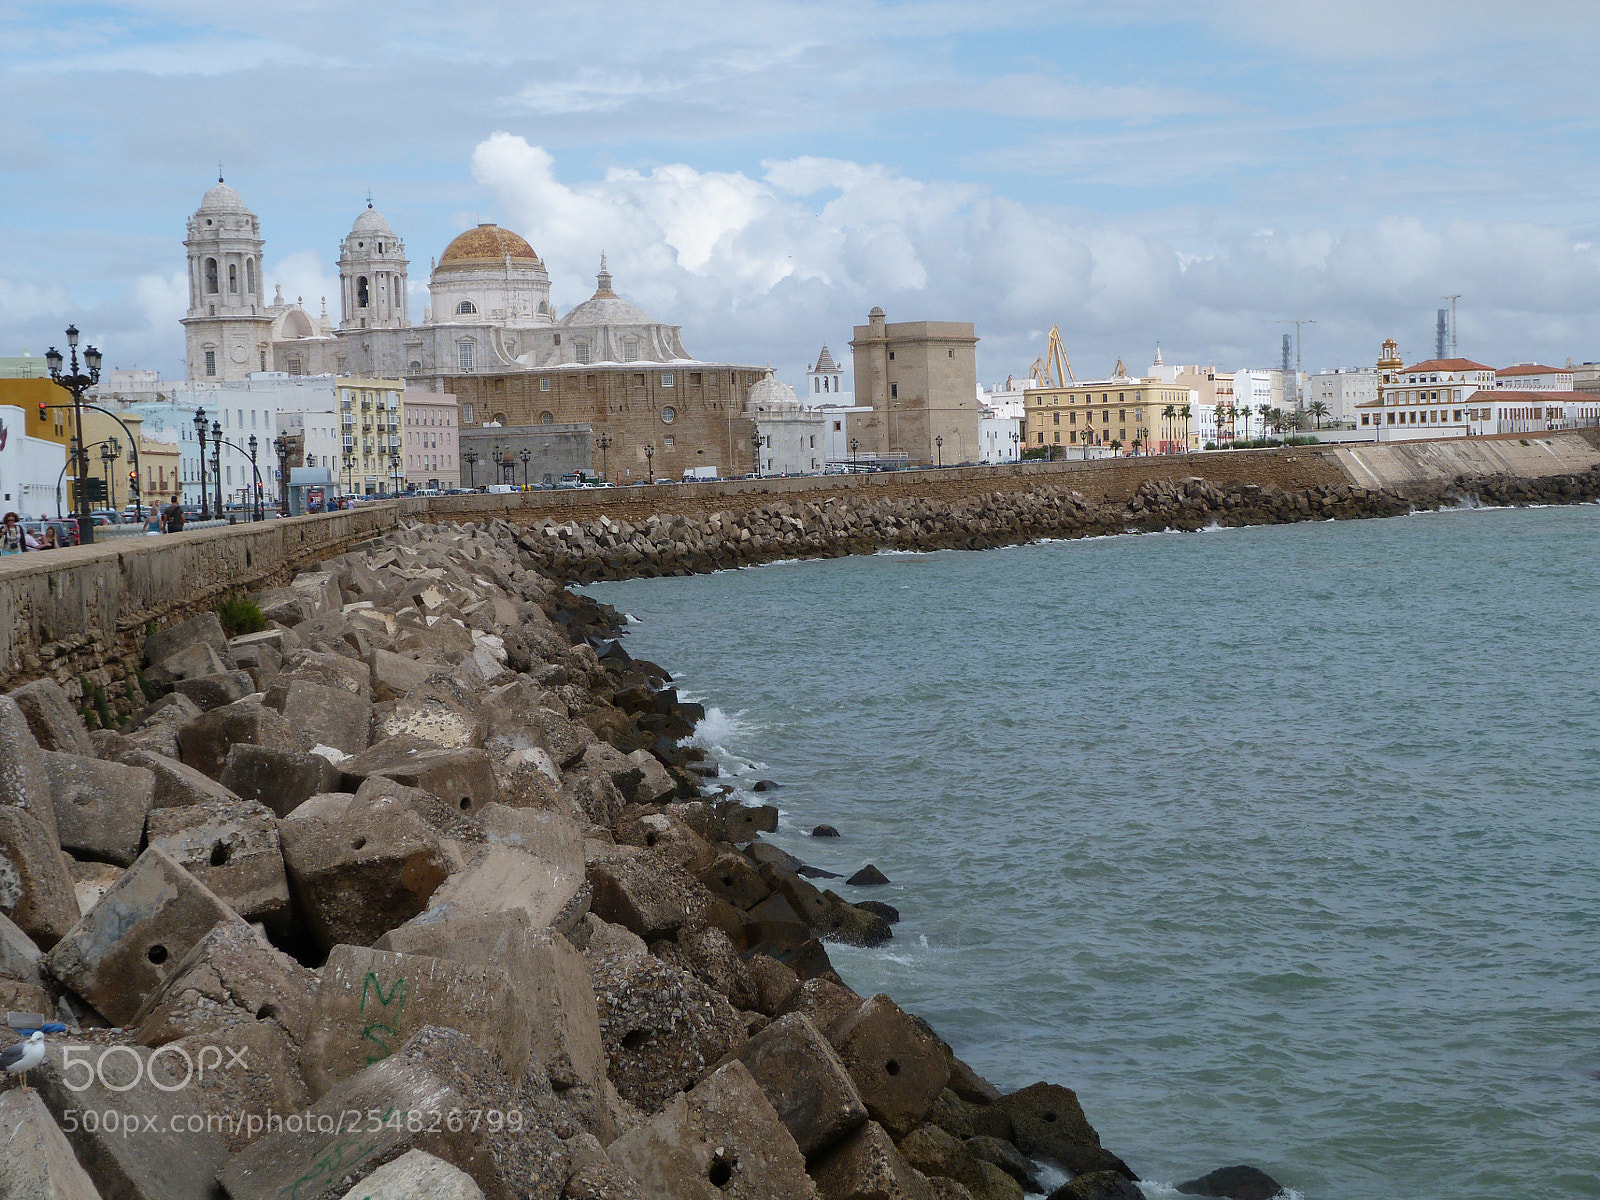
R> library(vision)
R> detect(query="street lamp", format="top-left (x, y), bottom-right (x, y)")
top-left (849, 437), bottom-right (858, 472)
top-left (247, 434), bottom-right (261, 520)
top-left (750, 426), bottom-right (762, 478)
top-left (645, 443), bottom-right (655, 482)
top-left (193, 408), bottom-right (210, 520)
top-left (518, 447), bottom-right (531, 488)
top-left (99, 438), bottom-right (119, 513)
top-left (272, 434), bottom-right (290, 515)
top-left (211, 420), bottom-right (223, 519)
top-left (595, 432), bottom-right (612, 482)
top-left (343, 454), bottom-right (355, 498)
top-left (390, 454), bottom-right (401, 495)
top-left (45, 325), bottom-right (102, 543)
top-left (462, 448), bottom-right (478, 488)
top-left (935, 434), bottom-right (944, 468)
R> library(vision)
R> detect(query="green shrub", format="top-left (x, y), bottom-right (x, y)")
top-left (218, 594), bottom-right (266, 637)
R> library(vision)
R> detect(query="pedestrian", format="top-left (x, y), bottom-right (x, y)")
top-left (0, 512), bottom-right (38, 554)
top-left (37, 526), bottom-right (59, 550)
top-left (161, 495), bottom-right (185, 533)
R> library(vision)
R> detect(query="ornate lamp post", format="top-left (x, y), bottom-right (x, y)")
top-left (193, 408), bottom-right (210, 520)
top-left (389, 454), bottom-right (401, 495)
top-left (247, 435), bottom-right (260, 520)
top-left (45, 326), bottom-right (102, 544)
top-left (272, 434), bottom-right (290, 515)
top-left (849, 437), bottom-right (858, 472)
top-left (211, 420), bottom-right (224, 519)
top-left (644, 443), bottom-right (654, 482)
top-left (935, 434), bottom-right (944, 468)
top-left (750, 426), bottom-right (762, 478)
top-left (343, 454), bottom-right (354, 498)
top-left (462, 448), bottom-right (478, 488)
top-left (518, 447), bottom-right (531, 487)
top-left (595, 432), bottom-right (612, 482)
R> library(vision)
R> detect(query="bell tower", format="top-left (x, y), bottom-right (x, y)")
top-left (181, 175), bottom-right (273, 381)
top-left (339, 198), bottom-right (409, 330)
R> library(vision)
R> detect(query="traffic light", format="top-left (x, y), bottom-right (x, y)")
top-left (38, 402), bottom-right (47, 423)
top-left (128, 470), bottom-right (139, 491)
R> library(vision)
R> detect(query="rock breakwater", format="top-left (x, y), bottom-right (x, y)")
top-left (0, 516), bottom-right (1173, 1200)
top-left (520, 465), bottom-right (1600, 583)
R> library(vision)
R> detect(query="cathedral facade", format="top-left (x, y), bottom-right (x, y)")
top-left (179, 179), bottom-right (765, 478)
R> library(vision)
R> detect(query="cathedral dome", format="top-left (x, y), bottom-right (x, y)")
top-left (198, 179), bottom-right (251, 215)
top-left (438, 223), bottom-right (540, 266)
top-left (560, 257), bottom-right (652, 327)
top-left (351, 204), bottom-right (394, 238)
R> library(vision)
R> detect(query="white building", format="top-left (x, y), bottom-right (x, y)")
top-left (1468, 390), bottom-right (1600, 435)
top-left (1494, 363), bottom-right (1573, 391)
top-left (806, 345), bottom-right (848, 401)
top-left (746, 371), bottom-right (824, 476)
top-left (1306, 367), bottom-right (1376, 426)
top-left (0, 405), bottom-right (66, 517)
top-left (1357, 353), bottom-right (1497, 440)
top-left (978, 379), bottom-right (1026, 463)
top-left (1231, 369), bottom-right (1275, 439)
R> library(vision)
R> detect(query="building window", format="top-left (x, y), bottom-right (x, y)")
top-left (1054, 432), bottom-right (1060, 444)
top-left (834, 421), bottom-right (842, 432)
top-left (1053, 413), bottom-right (1059, 425)
top-left (456, 299), bottom-right (476, 315)
top-left (539, 377), bottom-right (551, 391)
top-left (462, 404), bottom-right (474, 423)
top-left (540, 411), bottom-right (554, 425)
top-left (890, 384), bottom-right (898, 399)
top-left (661, 406), bottom-right (677, 424)
top-left (228, 263), bottom-right (237, 293)
top-left (575, 341), bottom-right (590, 364)
top-left (662, 373), bottom-right (674, 388)
top-left (246, 258), bottom-right (255, 296)
top-left (204, 349), bottom-right (216, 377)
top-left (205, 258), bottom-right (218, 293)
top-left (457, 341), bottom-right (475, 372)
top-left (357, 276), bottom-right (369, 307)
top-left (623, 338), bottom-right (639, 359)
top-left (664, 435), bottom-right (674, 447)
top-left (889, 351), bottom-right (895, 360)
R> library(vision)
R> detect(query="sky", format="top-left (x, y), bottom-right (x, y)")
top-left (3, 0), bottom-right (1599, 391)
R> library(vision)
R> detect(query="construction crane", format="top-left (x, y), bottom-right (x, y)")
top-left (1441, 295), bottom-right (1461, 356)
top-left (1027, 326), bottom-right (1075, 388)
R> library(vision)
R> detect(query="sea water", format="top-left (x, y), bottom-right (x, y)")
top-left (582, 503), bottom-right (1600, 1198)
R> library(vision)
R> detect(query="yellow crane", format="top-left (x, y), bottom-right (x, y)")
top-left (1027, 326), bottom-right (1075, 388)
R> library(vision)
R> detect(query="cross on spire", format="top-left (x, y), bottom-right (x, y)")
top-left (217, 161), bottom-right (224, 182)
top-left (366, 188), bottom-right (374, 209)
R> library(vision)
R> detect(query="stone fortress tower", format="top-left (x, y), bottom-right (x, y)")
top-left (181, 177), bottom-right (273, 381)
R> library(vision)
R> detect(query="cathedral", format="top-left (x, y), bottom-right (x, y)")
top-left (179, 177), bottom-right (768, 478)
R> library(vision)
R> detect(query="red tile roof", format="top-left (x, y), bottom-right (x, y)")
top-left (1495, 363), bottom-right (1564, 377)
top-left (1400, 358), bottom-right (1492, 373)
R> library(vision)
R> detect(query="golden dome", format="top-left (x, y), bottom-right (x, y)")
top-left (437, 223), bottom-right (540, 266)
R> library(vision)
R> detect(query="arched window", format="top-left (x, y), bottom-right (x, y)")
top-left (456, 299), bottom-right (477, 315)
top-left (357, 276), bottom-right (369, 307)
top-left (540, 411), bottom-right (554, 425)
top-left (228, 263), bottom-right (238, 293)
top-left (407, 360), bottom-right (422, 374)
top-left (205, 258), bottom-right (218, 293)
top-left (392, 278), bottom-right (400, 306)
top-left (246, 258), bottom-right (255, 296)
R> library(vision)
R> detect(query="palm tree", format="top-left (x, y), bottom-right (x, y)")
top-left (1162, 404), bottom-right (1177, 453)
top-left (1131, 436), bottom-right (1142, 455)
top-left (1180, 404), bottom-right (1192, 452)
top-left (1257, 404), bottom-right (1272, 444)
top-left (1110, 438), bottom-right (1123, 455)
top-left (1308, 401), bottom-right (1329, 430)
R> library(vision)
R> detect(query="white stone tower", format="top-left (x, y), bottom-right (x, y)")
top-left (339, 199), bottom-right (409, 330)
top-left (806, 344), bottom-right (844, 398)
top-left (182, 176), bottom-right (273, 381)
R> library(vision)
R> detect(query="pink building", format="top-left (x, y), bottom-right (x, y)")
top-left (401, 388), bottom-right (459, 490)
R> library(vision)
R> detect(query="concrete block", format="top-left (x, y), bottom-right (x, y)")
top-left (44, 845), bottom-right (248, 1025)
top-left (35, 1038), bottom-right (232, 1200)
top-left (810, 1120), bottom-right (935, 1200)
top-left (173, 670), bottom-right (258, 712)
top-left (378, 908), bottom-right (604, 1090)
top-left (219, 1025), bottom-right (569, 1200)
top-left (607, 1059), bottom-right (818, 1200)
top-left (587, 852), bottom-right (703, 942)
top-left (177, 700), bottom-right (298, 780)
top-left (143, 611), bottom-right (228, 673)
top-left (0, 807), bottom-right (80, 949)
top-left (302, 944), bottom-right (530, 1099)
top-left (0, 909), bottom-right (43, 982)
top-left (292, 569), bottom-right (343, 618)
top-left (42, 751), bottom-right (155, 867)
top-left (994, 1082), bottom-right (1134, 1179)
top-left (118, 749), bottom-right (242, 810)
top-left (717, 801), bottom-right (778, 844)
top-left (0, 1088), bottom-right (104, 1200)
top-left (897, 1124), bottom-right (1000, 1199)
top-left (133, 920), bottom-right (317, 1047)
top-left (377, 679), bottom-right (487, 749)
top-left (367, 648), bottom-right (438, 699)
top-left (282, 648), bottom-right (372, 697)
top-left (623, 749), bottom-right (677, 804)
top-left (828, 995), bottom-right (950, 1138)
top-left (726, 1012), bottom-right (867, 1158)
top-left (590, 948), bottom-right (744, 1114)
top-left (10, 678), bottom-right (94, 756)
top-left (219, 744), bottom-right (342, 818)
top-left (425, 844), bottom-right (586, 931)
top-left (616, 811), bottom-right (716, 873)
top-left (697, 852), bottom-right (771, 910)
top-left (277, 791), bottom-right (450, 951)
top-left (125, 691), bottom-right (202, 733)
top-left (341, 741), bottom-right (498, 815)
top-left (270, 678), bottom-right (373, 757)
top-left (0, 695), bottom-right (60, 842)
top-left (168, 1019), bottom-right (313, 1151)
top-left (149, 641), bottom-right (231, 689)
top-left (335, 1149), bottom-right (486, 1200)
top-left (144, 798), bottom-right (289, 928)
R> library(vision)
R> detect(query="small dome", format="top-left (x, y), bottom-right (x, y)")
top-left (561, 257), bottom-right (652, 327)
top-left (351, 205), bottom-right (394, 237)
top-left (747, 369), bottom-right (798, 410)
top-left (198, 179), bottom-right (251, 215)
top-left (438, 223), bottom-right (540, 266)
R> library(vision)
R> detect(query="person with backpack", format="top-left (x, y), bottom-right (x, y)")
top-left (161, 495), bottom-right (185, 533)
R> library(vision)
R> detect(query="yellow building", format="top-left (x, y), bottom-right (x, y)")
top-left (337, 377), bottom-right (405, 495)
top-left (0, 377), bottom-right (159, 512)
top-left (1024, 370), bottom-right (1198, 455)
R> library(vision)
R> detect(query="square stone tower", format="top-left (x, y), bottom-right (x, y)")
top-left (849, 308), bottom-right (979, 466)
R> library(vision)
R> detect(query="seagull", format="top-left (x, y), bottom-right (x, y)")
top-left (0, 1032), bottom-right (46, 1090)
